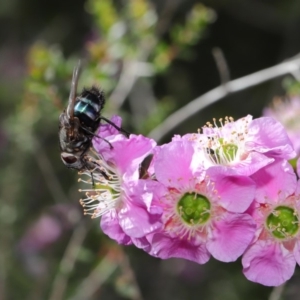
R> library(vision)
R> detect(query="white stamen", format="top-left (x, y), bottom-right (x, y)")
top-left (200, 116), bottom-right (249, 166)
top-left (78, 154), bottom-right (123, 218)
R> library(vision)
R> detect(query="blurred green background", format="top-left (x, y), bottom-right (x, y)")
top-left (1, 0), bottom-right (300, 299)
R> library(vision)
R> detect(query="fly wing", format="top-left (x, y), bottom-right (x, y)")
top-left (67, 60), bottom-right (81, 119)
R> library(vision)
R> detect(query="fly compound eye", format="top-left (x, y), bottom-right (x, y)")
top-left (61, 152), bottom-right (78, 164)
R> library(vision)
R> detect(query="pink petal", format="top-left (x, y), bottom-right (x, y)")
top-left (118, 135), bottom-right (156, 179)
top-left (232, 152), bottom-right (274, 176)
top-left (150, 233), bottom-right (210, 264)
top-left (94, 133), bottom-right (156, 181)
top-left (100, 211), bottom-right (132, 245)
top-left (206, 213), bottom-right (256, 262)
top-left (242, 241), bottom-right (296, 286)
top-left (207, 167), bottom-right (256, 213)
top-left (202, 115), bottom-right (253, 137)
top-left (96, 134), bottom-right (156, 179)
top-left (154, 141), bottom-right (204, 190)
top-left (293, 240), bottom-right (300, 266)
top-left (246, 117), bottom-right (296, 160)
top-left (96, 115), bottom-right (122, 138)
top-left (251, 159), bottom-right (296, 203)
top-left (132, 236), bottom-right (152, 252)
top-left (93, 115), bottom-right (123, 153)
top-left (117, 180), bottom-right (163, 238)
top-left (119, 200), bottom-right (163, 238)
top-left (126, 180), bottom-right (165, 214)
top-left (93, 133), bottom-right (124, 162)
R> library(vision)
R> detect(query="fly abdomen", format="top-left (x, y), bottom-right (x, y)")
top-left (74, 101), bottom-right (98, 127)
top-left (74, 87), bottom-right (105, 130)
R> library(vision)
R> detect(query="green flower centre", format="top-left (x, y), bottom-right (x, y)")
top-left (266, 206), bottom-right (299, 239)
top-left (177, 193), bottom-right (211, 225)
top-left (94, 182), bottom-right (118, 196)
top-left (215, 139), bottom-right (238, 162)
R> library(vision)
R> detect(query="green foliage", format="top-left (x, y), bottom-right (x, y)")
top-left (18, 0), bottom-right (214, 139)
top-left (86, 0), bottom-right (118, 34)
top-left (169, 4), bottom-right (216, 59)
top-left (282, 76), bottom-right (300, 96)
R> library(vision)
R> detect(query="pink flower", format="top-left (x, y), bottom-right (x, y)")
top-left (79, 116), bottom-right (162, 244)
top-left (19, 215), bottom-right (62, 253)
top-left (18, 204), bottom-right (76, 253)
top-left (263, 97), bottom-right (300, 155)
top-left (242, 159), bottom-right (300, 286)
top-left (186, 115), bottom-right (295, 176)
top-left (142, 139), bottom-right (256, 264)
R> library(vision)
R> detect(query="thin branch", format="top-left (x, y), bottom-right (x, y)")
top-left (70, 252), bottom-right (119, 300)
top-left (0, 251), bottom-right (6, 300)
top-left (0, 157), bottom-right (25, 300)
top-left (109, 61), bottom-right (139, 109)
top-left (48, 221), bottom-right (89, 300)
top-left (109, 61), bottom-right (153, 109)
top-left (34, 143), bottom-right (69, 204)
top-left (109, 0), bottom-right (179, 110)
top-left (155, 0), bottom-right (181, 37)
top-left (148, 54), bottom-right (300, 142)
top-left (269, 283), bottom-right (285, 300)
top-left (70, 246), bottom-right (143, 300)
top-left (212, 47), bottom-right (230, 85)
top-left (118, 248), bottom-right (144, 300)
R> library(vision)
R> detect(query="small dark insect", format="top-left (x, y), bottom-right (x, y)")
top-left (59, 62), bottom-right (129, 174)
top-left (139, 154), bottom-right (153, 179)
